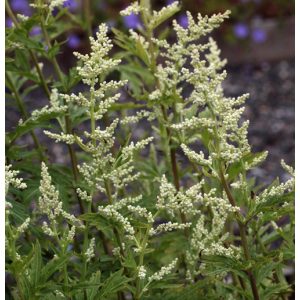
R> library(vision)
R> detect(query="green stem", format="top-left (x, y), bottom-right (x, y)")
top-left (6, 225), bottom-right (25, 300)
top-left (40, 15), bottom-right (85, 214)
top-left (90, 87), bottom-right (96, 146)
top-left (135, 226), bottom-right (152, 299)
top-left (5, 0), bottom-right (51, 98)
top-left (5, 0), bottom-right (18, 25)
top-left (144, 17), bottom-right (189, 237)
top-left (83, 0), bottom-right (93, 37)
top-left (161, 106), bottom-right (189, 235)
top-left (219, 168), bottom-right (260, 300)
top-left (40, 20), bottom-right (65, 84)
top-left (104, 180), bottom-right (131, 300)
top-left (6, 73), bottom-right (47, 162)
top-left (104, 180), bottom-right (126, 256)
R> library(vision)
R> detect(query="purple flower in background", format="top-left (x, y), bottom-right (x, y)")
top-left (6, 18), bottom-right (13, 28)
top-left (251, 28), bottom-right (267, 43)
top-left (67, 34), bottom-right (81, 49)
top-left (233, 23), bottom-right (249, 39)
top-left (63, 0), bottom-right (79, 12)
top-left (178, 13), bottom-right (188, 28)
top-left (123, 13), bottom-right (141, 29)
top-left (30, 26), bottom-right (42, 36)
top-left (166, 0), bottom-right (175, 4)
top-left (10, 0), bottom-right (31, 15)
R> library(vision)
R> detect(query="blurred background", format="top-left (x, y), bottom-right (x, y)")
top-left (6, 0), bottom-right (295, 184)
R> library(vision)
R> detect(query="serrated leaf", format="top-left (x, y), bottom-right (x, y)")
top-left (79, 213), bottom-right (120, 232)
top-left (41, 254), bottom-right (70, 282)
top-left (99, 269), bottom-right (131, 298)
top-left (30, 242), bottom-right (42, 287)
top-left (86, 271), bottom-right (102, 300)
top-left (7, 110), bottom-right (65, 143)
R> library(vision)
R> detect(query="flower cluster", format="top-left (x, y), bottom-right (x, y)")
top-left (147, 11), bottom-right (230, 103)
top-left (148, 1), bottom-right (180, 30)
top-left (156, 175), bottom-right (204, 216)
top-left (148, 258), bottom-right (178, 282)
top-left (150, 221), bottom-right (191, 236)
top-left (120, 2), bottom-right (141, 16)
top-left (74, 24), bottom-right (122, 86)
top-left (38, 162), bottom-right (83, 238)
top-left (5, 165), bottom-right (27, 195)
top-left (85, 238), bottom-right (96, 262)
top-left (49, 0), bottom-right (67, 13)
top-left (31, 89), bottom-right (68, 121)
top-left (138, 265), bottom-right (147, 279)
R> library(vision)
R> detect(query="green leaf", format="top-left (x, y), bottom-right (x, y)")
top-left (41, 254), bottom-right (70, 282)
top-left (113, 28), bottom-right (151, 66)
top-left (123, 252), bottom-right (137, 270)
top-left (109, 102), bottom-right (146, 111)
top-left (261, 283), bottom-right (291, 300)
top-left (86, 271), bottom-right (101, 300)
top-left (202, 255), bottom-right (248, 279)
top-left (15, 49), bottom-right (31, 72)
top-left (227, 151), bottom-right (267, 181)
top-left (79, 213), bottom-right (120, 233)
top-left (30, 242), bottom-right (43, 288)
top-left (7, 110), bottom-right (65, 143)
top-left (162, 277), bottom-right (214, 300)
top-left (248, 191), bottom-right (294, 220)
top-left (98, 269), bottom-right (131, 298)
top-left (7, 198), bottom-right (28, 224)
top-left (18, 273), bottom-right (32, 300)
top-left (12, 28), bottom-right (44, 51)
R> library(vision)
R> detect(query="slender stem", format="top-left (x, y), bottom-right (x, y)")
top-left (104, 180), bottom-right (131, 300)
top-left (6, 224), bottom-right (25, 300)
top-left (219, 168), bottom-right (260, 300)
top-left (5, 0), bottom-right (18, 25)
top-left (40, 15), bottom-right (85, 215)
top-left (161, 106), bottom-right (189, 234)
top-left (6, 73), bottom-right (47, 162)
top-left (104, 180), bottom-right (126, 257)
top-left (5, 0), bottom-right (51, 98)
top-left (135, 226), bottom-right (151, 299)
top-left (30, 52), bottom-right (51, 98)
top-left (83, 0), bottom-right (93, 37)
top-left (144, 17), bottom-right (189, 236)
top-left (40, 20), bottom-right (65, 84)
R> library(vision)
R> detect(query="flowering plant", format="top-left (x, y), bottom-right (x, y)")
top-left (5, 1), bottom-right (294, 299)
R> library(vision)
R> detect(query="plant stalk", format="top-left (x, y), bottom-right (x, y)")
top-left (39, 15), bottom-right (85, 214)
top-left (219, 168), bottom-right (260, 300)
top-left (82, 0), bottom-right (93, 37)
top-left (144, 16), bottom-right (189, 236)
top-left (5, 72), bottom-right (47, 162)
top-left (5, 0), bottom-right (51, 98)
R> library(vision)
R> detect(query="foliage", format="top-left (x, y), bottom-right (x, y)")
top-left (5, 1), bottom-right (294, 299)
